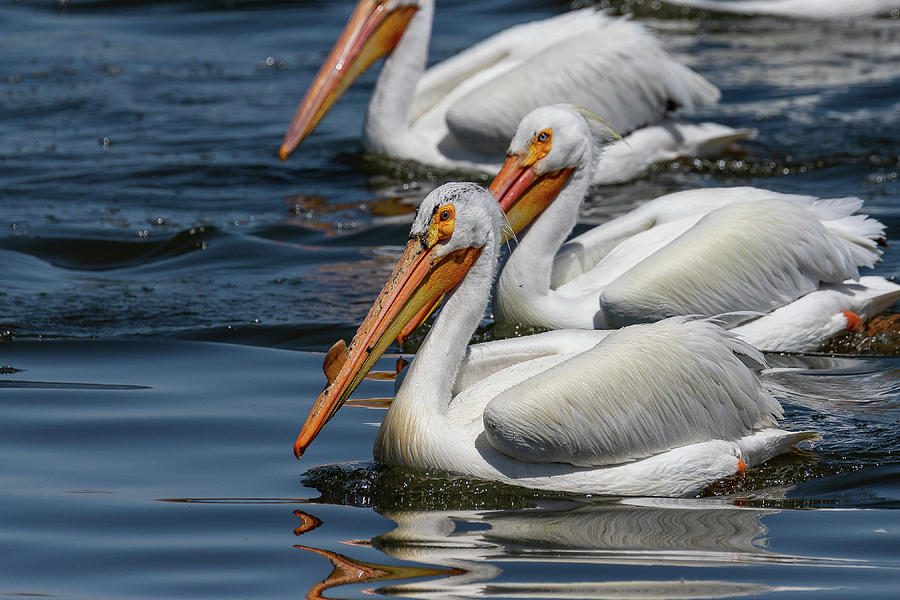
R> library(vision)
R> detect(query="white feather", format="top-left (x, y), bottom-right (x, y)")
top-left (370, 184), bottom-right (814, 497)
top-left (493, 106), bottom-right (899, 351)
top-left (481, 319), bottom-right (779, 467)
top-left (352, 4), bottom-right (753, 183)
top-left (732, 276), bottom-right (900, 352)
top-left (596, 199), bottom-right (881, 326)
top-left (663, 0), bottom-right (898, 19)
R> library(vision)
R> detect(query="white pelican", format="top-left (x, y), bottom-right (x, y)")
top-left (294, 182), bottom-right (816, 497)
top-left (279, 1), bottom-right (753, 184)
top-left (663, 0), bottom-right (898, 19)
top-left (489, 105), bottom-right (900, 353)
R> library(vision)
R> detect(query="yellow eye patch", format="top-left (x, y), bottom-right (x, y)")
top-left (523, 129), bottom-right (552, 166)
top-left (431, 203), bottom-right (455, 241)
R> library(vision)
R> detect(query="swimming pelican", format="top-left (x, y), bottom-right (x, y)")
top-left (663, 0), bottom-right (897, 19)
top-left (489, 105), bottom-right (900, 352)
top-left (279, 2), bottom-right (752, 184)
top-left (294, 182), bottom-right (816, 497)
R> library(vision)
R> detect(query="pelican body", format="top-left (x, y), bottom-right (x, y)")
top-left (663, 0), bottom-right (898, 18)
top-left (294, 183), bottom-right (816, 497)
top-left (489, 105), bottom-right (900, 352)
top-left (280, 1), bottom-right (752, 184)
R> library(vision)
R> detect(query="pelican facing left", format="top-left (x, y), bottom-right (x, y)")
top-left (279, 2), bottom-right (752, 184)
top-left (295, 183), bottom-right (816, 497)
top-left (489, 105), bottom-right (900, 353)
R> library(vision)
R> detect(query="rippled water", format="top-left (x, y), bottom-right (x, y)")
top-left (2, 1), bottom-right (900, 598)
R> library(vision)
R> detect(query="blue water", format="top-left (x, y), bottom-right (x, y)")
top-left (2, 1), bottom-right (900, 598)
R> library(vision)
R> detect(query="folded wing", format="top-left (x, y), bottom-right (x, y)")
top-left (598, 197), bottom-right (884, 327)
top-left (426, 10), bottom-right (719, 154)
top-left (482, 318), bottom-right (781, 467)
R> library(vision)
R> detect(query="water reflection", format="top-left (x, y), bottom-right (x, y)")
top-left (292, 497), bottom-right (840, 599)
top-left (295, 532), bottom-right (461, 600)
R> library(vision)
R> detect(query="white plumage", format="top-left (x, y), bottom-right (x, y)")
top-left (281, 1), bottom-right (753, 184)
top-left (491, 105), bottom-right (900, 352)
top-left (296, 183), bottom-right (816, 497)
top-left (479, 319), bottom-right (778, 468)
top-left (663, 0), bottom-right (898, 19)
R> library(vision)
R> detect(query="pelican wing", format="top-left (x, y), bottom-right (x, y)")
top-left (596, 197), bottom-right (884, 327)
top-left (411, 10), bottom-right (607, 125)
top-left (417, 10), bottom-right (719, 154)
top-left (481, 318), bottom-right (780, 467)
top-left (552, 187), bottom-right (810, 288)
top-left (663, 0), bottom-right (895, 19)
top-left (411, 12), bottom-right (592, 124)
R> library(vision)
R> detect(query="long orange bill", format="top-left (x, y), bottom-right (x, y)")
top-left (295, 215), bottom-right (481, 458)
top-left (489, 156), bottom-right (574, 241)
top-left (395, 293), bottom-right (443, 345)
top-left (279, 0), bottom-right (419, 161)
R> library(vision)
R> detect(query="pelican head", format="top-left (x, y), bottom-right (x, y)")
top-left (294, 183), bottom-right (499, 458)
top-left (279, 0), bottom-right (421, 161)
top-left (490, 104), bottom-right (620, 236)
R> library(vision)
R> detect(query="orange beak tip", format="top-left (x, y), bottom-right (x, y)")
top-left (278, 145), bottom-right (290, 162)
top-left (293, 439), bottom-right (305, 460)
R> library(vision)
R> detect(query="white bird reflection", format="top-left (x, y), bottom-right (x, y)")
top-left (293, 497), bottom-right (845, 599)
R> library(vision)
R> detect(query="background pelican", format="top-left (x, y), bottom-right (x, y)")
top-left (490, 105), bottom-right (900, 352)
top-left (662, 0), bottom-right (898, 18)
top-left (294, 183), bottom-right (816, 497)
top-left (279, 1), bottom-right (752, 184)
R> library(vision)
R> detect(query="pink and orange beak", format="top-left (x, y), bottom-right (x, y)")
top-left (279, 0), bottom-right (419, 161)
top-left (489, 151), bottom-right (574, 241)
top-left (294, 203), bottom-right (481, 458)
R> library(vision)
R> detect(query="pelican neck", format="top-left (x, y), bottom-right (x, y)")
top-left (363, 0), bottom-right (435, 152)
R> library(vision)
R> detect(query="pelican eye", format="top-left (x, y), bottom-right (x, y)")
top-left (431, 203), bottom-right (455, 242)
top-left (527, 129), bottom-right (552, 163)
